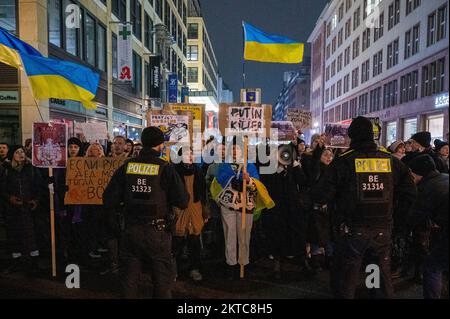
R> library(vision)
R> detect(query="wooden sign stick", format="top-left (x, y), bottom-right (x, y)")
top-left (49, 167), bottom-right (56, 277)
top-left (240, 135), bottom-right (249, 279)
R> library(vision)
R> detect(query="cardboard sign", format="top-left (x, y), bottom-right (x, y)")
top-left (287, 108), bottom-right (312, 130)
top-left (149, 114), bottom-right (190, 143)
top-left (218, 104), bottom-right (272, 137)
top-left (64, 157), bottom-right (126, 205)
top-left (165, 103), bottom-right (205, 131)
top-left (74, 122), bottom-right (108, 142)
top-left (271, 121), bottom-right (297, 141)
top-left (324, 123), bottom-right (351, 148)
top-left (32, 122), bottom-right (67, 168)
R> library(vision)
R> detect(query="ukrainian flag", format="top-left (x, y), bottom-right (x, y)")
top-left (0, 27), bottom-right (99, 109)
top-left (243, 22), bottom-right (304, 64)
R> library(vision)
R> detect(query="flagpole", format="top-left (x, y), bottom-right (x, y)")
top-left (242, 21), bottom-right (246, 90)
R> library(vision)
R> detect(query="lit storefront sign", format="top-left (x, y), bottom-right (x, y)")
top-left (435, 93), bottom-right (449, 109)
top-left (0, 91), bottom-right (19, 104)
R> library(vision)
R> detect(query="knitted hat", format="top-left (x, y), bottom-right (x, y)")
top-left (410, 132), bottom-right (431, 148)
top-left (388, 140), bottom-right (405, 153)
top-left (409, 154), bottom-right (437, 177)
top-left (434, 139), bottom-right (449, 152)
top-left (348, 116), bottom-right (374, 143)
top-left (141, 126), bottom-right (165, 148)
top-left (7, 145), bottom-right (25, 161)
top-left (67, 137), bottom-right (82, 148)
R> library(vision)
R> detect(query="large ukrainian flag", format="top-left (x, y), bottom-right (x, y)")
top-left (0, 27), bottom-right (99, 109)
top-left (243, 22), bottom-right (304, 64)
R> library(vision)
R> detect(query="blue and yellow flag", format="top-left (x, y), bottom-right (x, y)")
top-left (0, 27), bottom-right (99, 109)
top-left (243, 22), bottom-right (304, 64)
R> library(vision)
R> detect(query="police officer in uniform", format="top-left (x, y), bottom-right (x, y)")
top-left (103, 127), bottom-right (189, 298)
top-left (311, 116), bottom-right (416, 299)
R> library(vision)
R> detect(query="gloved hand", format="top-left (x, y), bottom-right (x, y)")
top-left (9, 196), bottom-right (23, 206)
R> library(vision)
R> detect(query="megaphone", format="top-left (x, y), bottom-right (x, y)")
top-left (278, 144), bottom-right (295, 167)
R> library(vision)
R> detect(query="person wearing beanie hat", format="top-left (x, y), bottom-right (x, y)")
top-left (433, 139), bottom-right (449, 173)
top-left (388, 141), bottom-right (406, 160)
top-left (103, 126), bottom-right (189, 298)
top-left (403, 132), bottom-right (448, 173)
top-left (409, 154), bottom-right (449, 299)
top-left (0, 144), bottom-right (44, 275)
top-left (310, 115), bottom-right (417, 298)
top-left (68, 137), bottom-right (82, 157)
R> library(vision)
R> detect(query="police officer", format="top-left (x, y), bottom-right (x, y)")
top-left (311, 116), bottom-right (416, 299)
top-left (103, 127), bottom-right (189, 299)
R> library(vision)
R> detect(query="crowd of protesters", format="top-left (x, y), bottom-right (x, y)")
top-left (0, 126), bottom-right (448, 299)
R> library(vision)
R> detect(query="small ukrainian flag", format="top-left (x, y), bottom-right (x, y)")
top-left (243, 22), bottom-right (304, 64)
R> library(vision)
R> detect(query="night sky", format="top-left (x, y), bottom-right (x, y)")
top-left (201, 0), bottom-right (329, 105)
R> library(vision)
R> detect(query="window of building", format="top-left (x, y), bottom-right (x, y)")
top-left (326, 66), bottom-right (330, 81)
top-left (345, 18), bottom-right (351, 39)
top-left (386, 121), bottom-right (397, 146)
top-left (84, 13), bottom-right (96, 66)
top-left (373, 50), bottom-right (383, 77)
top-left (326, 44), bottom-right (331, 60)
top-left (388, 2), bottom-right (394, 30)
top-left (48, 0), bottom-right (61, 47)
top-left (155, 0), bottom-right (162, 19)
top-left (332, 37), bottom-right (337, 53)
top-left (361, 59), bottom-right (370, 83)
top-left (337, 53), bottom-right (343, 72)
top-left (350, 98), bottom-right (358, 118)
top-left (337, 80), bottom-right (342, 97)
top-left (188, 23), bottom-right (198, 39)
top-left (352, 67), bottom-right (359, 89)
top-left (404, 29), bottom-right (412, 59)
top-left (437, 5), bottom-right (447, 42)
top-left (352, 37), bottom-right (360, 59)
top-left (370, 87), bottom-right (382, 112)
top-left (97, 23), bottom-right (106, 72)
top-left (331, 60), bottom-right (336, 77)
top-left (331, 84), bottom-right (335, 100)
top-left (188, 67), bottom-right (198, 82)
top-left (362, 28), bottom-right (370, 51)
top-left (0, 0), bottom-right (17, 33)
top-left (387, 38), bottom-right (399, 69)
top-left (406, 0), bottom-right (421, 15)
top-left (427, 12), bottom-right (436, 47)
top-left (132, 51), bottom-right (142, 93)
top-left (344, 46), bottom-right (351, 66)
top-left (338, 28), bottom-right (343, 47)
top-left (374, 11), bottom-right (384, 42)
top-left (403, 118), bottom-right (417, 140)
top-left (325, 88), bottom-right (330, 103)
top-left (339, 3), bottom-right (344, 21)
top-left (412, 23), bottom-right (420, 55)
top-left (353, 7), bottom-right (361, 30)
top-left (131, 1), bottom-right (142, 41)
top-left (346, 0), bottom-right (352, 12)
top-left (344, 74), bottom-right (350, 93)
top-left (112, 33), bottom-right (118, 79)
top-left (358, 93), bottom-right (368, 115)
top-left (187, 45), bottom-right (198, 61)
top-left (342, 101), bottom-right (349, 119)
top-left (64, 0), bottom-right (78, 56)
top-left (394, 0), bottom-right (400, 25)
top-left (427, 114), bottom-right (445, 142)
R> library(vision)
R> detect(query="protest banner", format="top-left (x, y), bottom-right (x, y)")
top-left (287, 108), bottom-right (312, 130)
top-left (165, 103), bottom-right (205, 131)
top-left (219, 103), bottom-right (272, 137)
top-left (324, 123), bottom-right (351, 148)
top-left (149, 114), bottom-right (191, 143)
top-left (271, 121), bottom-right (297, 141)
top-left (64, 157), bottom-right (126, 205)
top-left (74, 122), bottom-right (108, 142)
top-left (32, 122), bottom-right (67, 168)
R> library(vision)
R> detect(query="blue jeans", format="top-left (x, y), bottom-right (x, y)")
top-left (423, 232), bottom-right (449, 299)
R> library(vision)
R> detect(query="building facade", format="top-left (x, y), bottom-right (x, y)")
top-left (273, 58), bottom-right (311, 121)
top-left (186, 0), bottom-right (219, 122)
top-left (0, 0), bottom-right (191, 144)
top-left (309, 0), bottom-right (449, 145)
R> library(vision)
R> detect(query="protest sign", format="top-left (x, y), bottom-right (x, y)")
top-left (218, 104), bottom-right (272, 137)
top-left (324, 123), bottom-right (351, 148)
top-left (32, 122), bottom-right (67, 168)
top-left (271, 121), bottom-right (297, 141)
top-left (149, 114), bottom-right (191, 143)
top-left (165, 103), bottom-right (205, 131)
top-left (64, 157), bottom-right (126, 205)
top-left (74, 122), bottom-right (108, 142)
top-left (287, 108), bottom-right (312, 130)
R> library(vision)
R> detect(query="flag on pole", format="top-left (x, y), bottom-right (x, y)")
top-left (243, 22), bottom-right (304, 64)
top-left (0, 27), bottom-right (99, 109)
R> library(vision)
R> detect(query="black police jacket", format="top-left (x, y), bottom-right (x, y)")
top-left (311, 141), bottom-right (417, 229)
top-left (103, 148), bottom-right (189, 223)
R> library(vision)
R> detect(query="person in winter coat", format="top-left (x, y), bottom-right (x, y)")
top-left (172, 148), bottom-right (210, 281)
top-left (402, 132), bottom-right (447, 173)
top-left (0, 145), bottom-right (45, 274)
top-left (388, 141), bottom-right (406, 160)
top-left (408, 154), bottom-right (449, 299)
top-left (260, 145), bottom-right (307, 278)
top-left (433, 139), bottom-right (449, 173)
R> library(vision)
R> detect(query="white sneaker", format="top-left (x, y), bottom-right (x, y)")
top-left (189, 269), bottom-right (203, 281)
